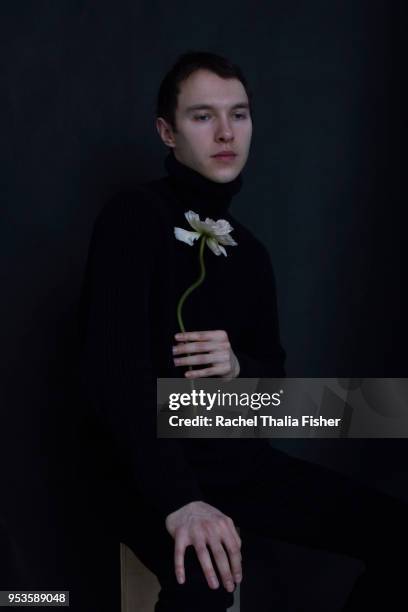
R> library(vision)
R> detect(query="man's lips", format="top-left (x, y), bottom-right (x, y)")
top-left (212, 152), bottom-right (237, 158)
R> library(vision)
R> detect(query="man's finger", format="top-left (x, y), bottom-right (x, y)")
top-left (174, 536), bottom-right (188, 584)
top-left (221, 533), bottom-right (242, 584)
top-left (193, 540), bottom-right (220, 590)
top-left (185, 365), bottom-right (221, 379)
top-left (207, 538), bottom-right (236, 592)
top-left (174, 351), bottom-right (228, 367)
top-left (175, 330), bottom-right (227, 342)
top-left (173, 341), bottom-right (230, 354)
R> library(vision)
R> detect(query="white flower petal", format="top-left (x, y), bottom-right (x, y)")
top-left (206, 237), bottom-right (227, 257)
top-left (174, 227), bottom-right (201, 246)
top-left (213, 219), bottom-right (234, 236)
top-left (203, 217), bottom-right (218, 231)
top-left (184, 211), bottom-right (202, 232)
top-left (203, 217), bottom-right (233, 236)
top-left (196, 220), bottom-right (214, 234)
top-left (217, 234), bottom-right (238, 246)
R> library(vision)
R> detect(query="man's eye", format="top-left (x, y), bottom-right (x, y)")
top-left (194, 114), bottom-right (211, 121)
top-left (233, 112), bottom-right (248, 120)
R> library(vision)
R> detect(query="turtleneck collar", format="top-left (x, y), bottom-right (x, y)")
top-left (164, 151), bottom-right (242, 218)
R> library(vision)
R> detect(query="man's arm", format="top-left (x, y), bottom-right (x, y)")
top-left (79, 194), bottom-right (203, 518)
top-left (79, 193), bottom-right (245, 590)
top-left (79, 194), bottom-right (242, 591)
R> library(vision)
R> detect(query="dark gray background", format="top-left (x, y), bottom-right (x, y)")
top-left (1, 0), bottom-right (406, 607)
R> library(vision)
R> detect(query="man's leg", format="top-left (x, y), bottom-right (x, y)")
top-left (154, 546), bottom-right (235, 612)
top-left (118, 492), bottom-right (235, 612)
top-left (204, 446), bottom-right (407, 610)
top-left (79, 420), bottom-right (234, 612)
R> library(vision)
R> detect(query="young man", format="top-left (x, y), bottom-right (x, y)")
top-left (79, 52), bottom-right (407, 611)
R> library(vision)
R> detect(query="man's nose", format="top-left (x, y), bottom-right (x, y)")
top-left (215, 119), bottom-right (234, 142)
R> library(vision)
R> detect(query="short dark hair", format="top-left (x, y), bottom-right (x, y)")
top-left (156, 51), bottom-right (253, 131)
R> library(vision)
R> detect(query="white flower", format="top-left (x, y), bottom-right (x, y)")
top-left (174, 210), bottom-right (237, 257)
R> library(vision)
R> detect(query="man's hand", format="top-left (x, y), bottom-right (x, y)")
top-left (172, 330), bottom-right (240, 380)
top-left (165, 500), bottom-right (242, 592)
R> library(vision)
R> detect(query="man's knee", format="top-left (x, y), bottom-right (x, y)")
top-left (156, 546), bottom-right (235, 611)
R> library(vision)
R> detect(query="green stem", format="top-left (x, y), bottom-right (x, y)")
top-left (176, 234), bottom-right (207, 390)
top-left (176, 234), bottom-right (207, 333)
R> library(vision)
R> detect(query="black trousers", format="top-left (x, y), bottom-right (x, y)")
top-left (111, 446), bottom-right (406, 612)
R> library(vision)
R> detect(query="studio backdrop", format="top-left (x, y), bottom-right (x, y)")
top-left (1, 0), bottom-right (406, 602)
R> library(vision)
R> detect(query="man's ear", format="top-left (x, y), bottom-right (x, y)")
top-left (156, 117), bottom-right (176, 148)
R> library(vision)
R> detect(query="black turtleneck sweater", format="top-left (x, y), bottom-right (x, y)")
top-left (79, 152), bottom-right (286, 520)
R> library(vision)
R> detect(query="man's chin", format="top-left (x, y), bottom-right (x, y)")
top-left (204, 167), bottom-right (241, 184)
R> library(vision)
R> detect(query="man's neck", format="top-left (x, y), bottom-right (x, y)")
top-left (164, 151), bottom-right (243, 218)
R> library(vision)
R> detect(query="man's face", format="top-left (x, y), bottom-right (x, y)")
top-left (157, 69), bottom-right (253, 183)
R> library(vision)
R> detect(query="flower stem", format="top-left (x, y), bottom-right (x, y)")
top-left (176, 233), bottom-right (207, 332)
top-left (176, 234), bottom-right (207, 389)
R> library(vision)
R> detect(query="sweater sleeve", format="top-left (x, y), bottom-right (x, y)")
top-left (235, 243), bottom-right (286, 379)
top-left (79, 194), bottom-right (203, 520)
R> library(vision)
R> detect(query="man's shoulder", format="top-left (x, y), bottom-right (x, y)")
top-left (95, 179), bottom-right (171, 230)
